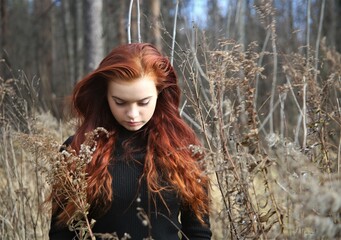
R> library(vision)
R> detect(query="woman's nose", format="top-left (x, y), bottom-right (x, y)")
top-left (127, 105), bottom-right (139, 119)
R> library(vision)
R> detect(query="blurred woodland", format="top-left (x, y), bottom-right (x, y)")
top-left (1, 0), bottom-right (340, 119)
top-left (1, 0), bottom-right (341, 239)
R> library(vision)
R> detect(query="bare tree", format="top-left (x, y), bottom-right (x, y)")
top-left (151, 0), bottom-right (161, 50)
top-left (0, 0), bottom-right (7, 52)
top-left (237, 0), bottom-right (246, 50)
top-left (72, 0), bottom-right (84, 83)
top-left (118, 0), bottom-right (127, 44)
top-left (0, 0), bottom-right (7, 76)
top-left (61, 0), bottom-right (73, 88)
top-left (33, 0), bottom-right (55, 112)
top-left (84, 0), bottom-right (104, 73)
top-left (207, 0), bottom-right (221, 44)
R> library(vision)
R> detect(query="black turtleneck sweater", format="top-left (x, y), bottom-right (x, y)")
top-left (49, 128), bottom-right (212, 239)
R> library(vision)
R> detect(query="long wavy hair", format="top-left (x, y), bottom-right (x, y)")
top-left (52, 43), bottom-right (209, 225)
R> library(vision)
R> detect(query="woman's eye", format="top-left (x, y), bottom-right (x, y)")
top-left (138, 101), bottom-right (150, 106)
top-left (115, 101), bottom-right (125, 106)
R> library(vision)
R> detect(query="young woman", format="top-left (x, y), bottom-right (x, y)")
top-left (49, 43), bottom-right (212, 239)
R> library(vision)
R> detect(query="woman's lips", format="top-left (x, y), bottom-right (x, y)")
top-left (126, 121), bottom-right (141, 126)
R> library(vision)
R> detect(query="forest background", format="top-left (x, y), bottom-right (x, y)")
top-left (1, 0), bottom-right (341, 239)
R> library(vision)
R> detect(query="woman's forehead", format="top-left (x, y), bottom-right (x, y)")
top-left (107, 76), bottom-right (157, 100)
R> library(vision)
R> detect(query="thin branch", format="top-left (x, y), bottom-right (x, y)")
top-left (295, 114), bottom-right (302, 145)
top-left (337, 97), bottom-right (341, 175)
top-left (285, 75), bottom-right (305, 146)
top-left (170, 0), bottom-right (179, 65)
top-left (302, 77), bottom-right (307, 149)
top-left (258, 98), bottom-right (281, 133)
top-left (337, 128), bottom-right (341, 176)
top-left (269, 24), bottom-right (278, 134)
top-left (127, 0), bottom-right (134, 44)
top-left (285, 76), bottom-right (303, 115)
top-left (137, 0), bottom-right (141, 43)
top-left (279, 92), bottom-right (287, 138)
top-left (181, 111), bottom-right (212, 139)
top-left (254, 28), bottom-right (271, 110)
top-left (179, 99), bottom-right (187, 116)
top-left (189, 26), bottom-right (212, 107)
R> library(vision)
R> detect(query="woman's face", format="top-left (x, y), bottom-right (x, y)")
top-left (107, 76), bottom-right (158, 131)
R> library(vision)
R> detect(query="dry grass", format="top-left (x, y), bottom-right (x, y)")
top-left (1, 25), bottom-right (341, 240)
top-left (176, 33), bottom-right (341, 239)
top-left (0, 74), bottom-right (58, 239)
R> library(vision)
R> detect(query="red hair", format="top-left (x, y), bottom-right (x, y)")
top-left (52, 43), bottom-right (209, 225)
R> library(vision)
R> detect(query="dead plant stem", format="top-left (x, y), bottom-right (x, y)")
top-left (262, 169), bottom-right (283, 231)
top-left (337, 97), bottom-right (341, 175)
top-left (191, 64), bottom-right (213, 149)
top-left (127, 0), bottom-right (134, 44)
top-left (259, 98), bottom-right (281, 133)
top-left (84, 213), bottom-right (95, 239)
top-left (302, 78), bottom-right (307, 150)
top-left (314, 0), bottom-right (325, 82)
top-left (269, 27), bottom-right (278, 134)
top-left (337, 130), bottom-right (341, 176)
top-left (33, 150), bottom-right (41, 238)
top-left (319, 125), bottom-right (331, 174)
top-left (285, 76), bottom-right (303, 115)
top-left (217, 94), bottom-right (240, 181)
top-left (136, 0), bottom-right (141, 43)
top-left (254, 28), bottom-right (271, 111)
top-left (170, 0), bottom-right (179, 66)
top-left (2, 127), bottom-right (14, 208)
top-left (223, 175), bottom-right (240, 239)
top-left (279, 92), bottom-right (287, 138)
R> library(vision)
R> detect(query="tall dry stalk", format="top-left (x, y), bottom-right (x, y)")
top-left (177, 20), bottom-right (341, 239)
top-left (0, 72), bottom-right (52, 239)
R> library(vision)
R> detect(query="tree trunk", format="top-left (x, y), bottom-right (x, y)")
top-left (208, 0), bottom-right (220, 43)
top-left (336, 0), bottom-right (341, 52)
top-left (237, 0), bottom-right (246, 50)
top-left (288, 0), bottom-right (295, 52)
top-left (84, 0), bottom-right (104, 73)
top-left (0, 0), bottom-right (7, 76)
top-left (131, 0), bottom-right (138, 42)
top-left (118, 0), bottom-right (127, 44)
top-left (73, 0), bottom-right (83, 82)
top-left (61, 0), bottom-right (74, 88)
top-left (33, 0), bottom-right (54, 113)
top-left (0, 0), bottom-right (6, 50)
top-left (151, 0), bottom-right (161, 50)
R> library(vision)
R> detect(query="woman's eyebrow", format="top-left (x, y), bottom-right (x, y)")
top-left (112, 96), bottom-right (152, 101)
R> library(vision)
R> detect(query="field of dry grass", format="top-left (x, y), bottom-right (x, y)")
top-left (183, 39), bottom-right (341, 239)
top-left (1, 37), bottom-right (341, 239)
